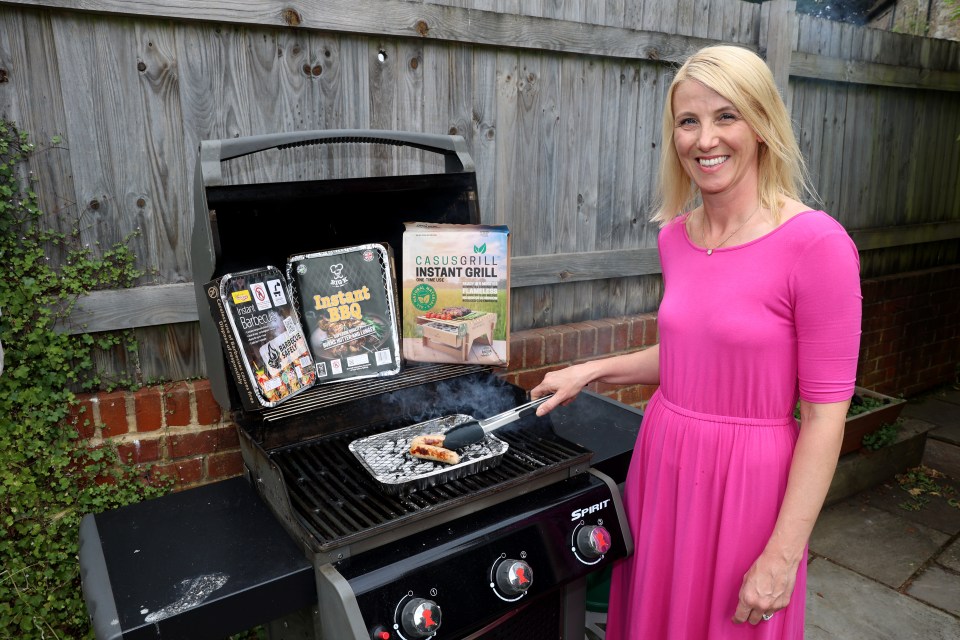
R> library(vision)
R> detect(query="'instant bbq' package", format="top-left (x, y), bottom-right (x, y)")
top-left (205, 266), bottom-right (316, 410)
top-left (287, 243), bottom-right (402, 384)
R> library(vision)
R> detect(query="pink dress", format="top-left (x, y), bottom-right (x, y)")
top-left (605, 210), bottom-right (862, 639)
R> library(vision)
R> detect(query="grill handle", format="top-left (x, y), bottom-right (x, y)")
top-left (199, 129), bottom-right (474, 187)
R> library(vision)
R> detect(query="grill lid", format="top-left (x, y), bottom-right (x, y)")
top-left (192, 130), bottom-right (480, 413)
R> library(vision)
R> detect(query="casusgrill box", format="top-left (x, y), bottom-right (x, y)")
top-left (402, 222), bottom-right (510, 366)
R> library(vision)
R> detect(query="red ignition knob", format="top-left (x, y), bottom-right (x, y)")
top-left (576, 525), bottom-right (612, 559)
top-left (370, 627), bottom-right (392, 640)
top-left (400, 598), bottom-right (441, 638)
top-left (495, 559), bottom-right (534, 596)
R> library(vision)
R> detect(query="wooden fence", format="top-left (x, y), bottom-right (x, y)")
top-left (1, 0), bottom-right (958, 383)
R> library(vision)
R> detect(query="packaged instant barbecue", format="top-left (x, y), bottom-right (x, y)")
top-left (205, 266), bottom-right (316, 410)
top-left (287, 243), bottom-right (402, 384)
top-left (402, 222), bottom-right (510, 366)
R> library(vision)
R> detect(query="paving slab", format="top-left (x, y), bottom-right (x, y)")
top-left (810, 501), bottom-right (949, 588)
top-left (849, 474), bottom-right (960, 536)
top-left (928, 387), bottom-right (960, 406)
top-left (906, 564), bottom-right (960, 617)
top-left (929, 424), bottom-right (960, 447)
top-left (903, 398), bottom-right (960, 431)
top-left (825, 419), bottom-right (929, 507)
top-left (923, 439), bottom-right (960, 478)
top-left (806, 557), bottom-right (960, 639)
top-left (940, 537), bottom-right (960, 573)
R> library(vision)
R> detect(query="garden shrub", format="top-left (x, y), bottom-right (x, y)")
top-left (0, 120), bottom-right (170, 637)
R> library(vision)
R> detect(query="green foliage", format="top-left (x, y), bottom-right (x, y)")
top-left (846, 393), bottom-right (889, 416)
top-left (947, 0), bottom-right (960, 21)
top-left (0, 121), bottom-right (170, 637)
top-left (860, 420), bottom-right (900, 451)
top-left (896, 465), bottom-right (960, 512)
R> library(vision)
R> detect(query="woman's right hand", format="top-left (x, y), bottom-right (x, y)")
top-left (530, 362), bottom-right (597, 416)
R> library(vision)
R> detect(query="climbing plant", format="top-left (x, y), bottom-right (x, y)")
top-left (0, 120), bottom-right (169, 637)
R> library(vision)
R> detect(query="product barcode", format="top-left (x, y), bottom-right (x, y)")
top-left (375, 349), bottom-right (393, 365)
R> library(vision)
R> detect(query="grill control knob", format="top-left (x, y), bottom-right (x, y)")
top-left (576, 525), bottom-right (612, 559)
top-left (495, 559), bottom-right (534, 596)
top-left (400, 598), bottom-right (441, 638)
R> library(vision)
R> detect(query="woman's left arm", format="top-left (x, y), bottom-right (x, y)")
top-left (733, 224), bottom-right (861, 624)
top-left (732, 399), bottom-right (849, 624)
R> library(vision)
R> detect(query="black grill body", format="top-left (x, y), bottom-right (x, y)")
top-left (187, 130), bottom-right (640, 639)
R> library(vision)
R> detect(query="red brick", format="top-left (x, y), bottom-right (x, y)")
top-left (572, 323), bottom-right (597, 357)
top-left (517, 366), bottom-right (563, 391)
top-left (617, 385), bottom-right (647, 408)
top-left (628, 317), bottom-right (647, 349)
top-left (168, 426), bottom-right (239, 459)
top-left (98, 391), bottom-right (129, 437)
top-left (134, 386), bottom-right (163, 432)
top-left (542, 329), bottom-right (563, 365)
top-left (612, 318), bottom-right (630, 352)
top-left (508, 336), bottom-right (527, 370)
top-left (68, 397), bottom-right (96, 439)
top-left (594, 381), bottom-right (620, 395)
top-left (560, 329), bottom-right (579, 363)
top-left (865, 340), bottom-right (894, 361)
top-left (860, 314), bottom-right (885, 334)
top-left (164, 382), bottom-right (191, 427)
top-left (497, 371), bottom-right (520, 386)
top-left (207, 451), bottom-right (245, 480)
top-left (858, 369), bottom-right (889, 389)
top-left (117, 438), bottom-right (162, 464)
top-left (587, 320), bottom-right (614, 355)
top-left (859, 279), bottom-right (880, 302)
top-left (643, 318), bottom-right (659, 345)
top-left (193, 380), bottom-right (223, 425)
top-left (523, 334), bottom-right (545, 368)
top-left (152, 458), bottom-right (204, 489)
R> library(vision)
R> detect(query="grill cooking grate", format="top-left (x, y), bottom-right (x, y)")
top-left (271, 423), bottom-right (591, 552)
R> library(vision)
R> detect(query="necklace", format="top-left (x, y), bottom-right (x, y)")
top-left (700, 205), bottom-right (761, 256)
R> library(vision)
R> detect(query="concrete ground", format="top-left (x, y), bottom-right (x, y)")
top-left (807, 384), bottom-right (960, 639)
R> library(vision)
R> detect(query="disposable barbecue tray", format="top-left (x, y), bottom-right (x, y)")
top-left (348, 414), bottom-right (508, 494)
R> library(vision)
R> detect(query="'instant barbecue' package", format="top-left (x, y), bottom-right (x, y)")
top-left (401, 222), bottom-right (510, 366)
top-left (287, 243), bottom-right (402, 384)
top-left (204, 266), bottom-right (316, 410)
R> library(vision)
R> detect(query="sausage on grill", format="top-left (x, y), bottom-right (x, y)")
top-left (410, 435), bottom-right (460, 465)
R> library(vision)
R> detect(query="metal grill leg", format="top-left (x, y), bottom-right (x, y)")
top-left (562, 577), bottom-right (588, 640)
top-left (264, 605), bottom-right (319, 639)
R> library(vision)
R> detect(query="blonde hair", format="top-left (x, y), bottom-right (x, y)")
top-left (650, 45), bottom-right (814, 227)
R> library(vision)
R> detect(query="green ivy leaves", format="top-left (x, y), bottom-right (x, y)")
top-left (0, 121), bottom-right (169, 637)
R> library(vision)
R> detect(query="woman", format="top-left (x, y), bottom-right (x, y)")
top-left (531, 45), bottom-right (861, 638)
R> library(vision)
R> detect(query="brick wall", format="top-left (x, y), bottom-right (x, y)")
top-left (67, 380), bottom-right (244, 491)
top-left (69, 266), bottom-right (958, 491)
top-left (501, 313), bottom-right (660, 406)
top-left (858, 264), bottom-right (960, 397)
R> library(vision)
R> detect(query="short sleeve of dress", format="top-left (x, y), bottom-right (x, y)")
top-left (791, 228), bottom-right (862, 403)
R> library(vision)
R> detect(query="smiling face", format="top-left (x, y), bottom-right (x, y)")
top-left (671, 80), bottom-right (762, 200)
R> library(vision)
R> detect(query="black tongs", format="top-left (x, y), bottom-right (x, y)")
top-left (440, 394), bottom-right (554, 450)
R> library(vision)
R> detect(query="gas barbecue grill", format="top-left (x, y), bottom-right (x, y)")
top-left (78, 131), bottom-right (643, 639)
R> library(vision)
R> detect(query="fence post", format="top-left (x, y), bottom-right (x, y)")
top-left (760, 0), bottom-right (796, 114)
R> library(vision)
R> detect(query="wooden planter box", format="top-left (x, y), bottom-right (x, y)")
top-left (840, 386), bottom-right (907, 455)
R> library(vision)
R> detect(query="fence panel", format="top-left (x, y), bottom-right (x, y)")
top-left (0, 0), bottom-right (957, 382)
